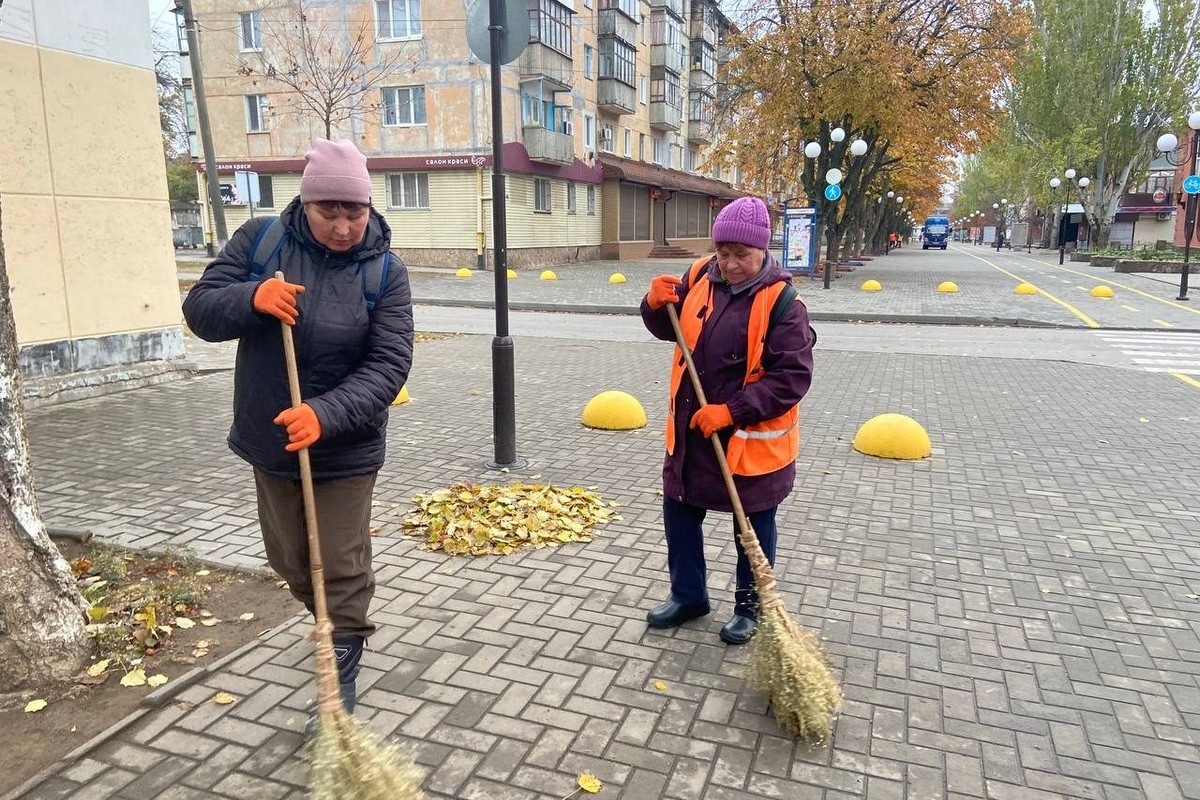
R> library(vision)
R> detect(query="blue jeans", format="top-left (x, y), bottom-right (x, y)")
top-left (663, 498), bottom-right (777, 607)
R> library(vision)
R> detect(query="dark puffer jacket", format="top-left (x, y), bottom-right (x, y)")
top-left (182, 198), bottom-right (414, 480)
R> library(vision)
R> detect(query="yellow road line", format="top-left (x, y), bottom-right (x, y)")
top-left (1171, 372), bottom-right (1200, 390)
top-left (957, 248), bottom-right (1101, 328)
top-left (1153, 318), bottom-right (1175, 328)
top-left (1121, 304), bottom-right (1139, 312)
top-left (1006, 252), bottom-right (1200, 317)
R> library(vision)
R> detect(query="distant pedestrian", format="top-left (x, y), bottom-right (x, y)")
top-left (640, 196), bottom-right (816, 645)
top-left (181, 138), bottom-right (413, 720)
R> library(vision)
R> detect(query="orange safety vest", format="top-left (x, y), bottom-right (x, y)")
top-left (666, 257), bottom-right (800, 476)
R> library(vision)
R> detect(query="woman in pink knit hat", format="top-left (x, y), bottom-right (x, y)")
top-left (183, 138), bottom-right (413, 723)
top-left (641, 195), bottom-right (816, 645)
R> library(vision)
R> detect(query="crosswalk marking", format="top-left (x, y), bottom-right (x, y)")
top-left (1096, 331), bottom-right (1200, 376)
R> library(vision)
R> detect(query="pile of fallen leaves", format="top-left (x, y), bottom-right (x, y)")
top-left (402, 481), bottom-right (616, 556)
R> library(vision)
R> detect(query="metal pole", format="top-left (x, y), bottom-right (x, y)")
top-left (1057, 189), bottom-right (1066, 265)
top-left (177, 0), bottom-right (227, 256)
top-left (1179, 130), bottom-right (1198, 301)
top-left (487, 0), bottom-right (521, 468)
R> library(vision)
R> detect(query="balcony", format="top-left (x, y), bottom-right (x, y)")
top-left (688, 95), bottom-right (713, 143)
top-left (651, 43), bottom-right (686, 73)
top-left (650, 101), bottom-right (682, 132)
top-left (598, 8), bottom-right (638, 42)
top-left (520, 42), bottom-right (574, 92)
top-left (648, 0), bottom-right (684, 17)
top-left (689, 63), bottom-right (714, 92)
top-left (523, 126), bottom-right (575, 165)
top-left (689, 9), bottom-right (717, 44)
top-left (598, 78), bottom-right (636, 115)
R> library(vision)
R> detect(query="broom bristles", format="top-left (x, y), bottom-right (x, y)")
top-left (748, 607), bottom-right (843, 743)
top-left (308, 709), bottom-right (426, 800)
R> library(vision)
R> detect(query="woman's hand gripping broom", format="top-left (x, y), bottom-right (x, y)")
top-left (276, 272), bottom-right (425, 799)
top-left (666, 304), bottom-right (842, 742)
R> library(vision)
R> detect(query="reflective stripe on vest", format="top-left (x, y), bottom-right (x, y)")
top-left (665, 256), bottom-right (800, 477)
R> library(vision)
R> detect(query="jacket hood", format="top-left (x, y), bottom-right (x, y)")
top-left (280, 197), bottom-right (392, 265)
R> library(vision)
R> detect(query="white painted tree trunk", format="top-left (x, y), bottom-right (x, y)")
top-left (0, 195), bottom-right (91, 695)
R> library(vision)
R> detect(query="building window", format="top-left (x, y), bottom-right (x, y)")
top-left (587, 185), bottom-right (596, 215)
top-left (534, 177), bottom-right (552, 212)
top-left (651, 68), bottom-right (682, 109)
top-left (257, 174), bottom-right (274, 208)
top-left (684, 147), bottom-right (697, 172)
top-left (584, 115), bottom-right (596, 150)
top-left (640, 76), bottom-right (649, 104)
top-left (600, 124), bottom-right (615, 153)
top-left (650, 10), bottom-right (683, 49)
top-left (239, 11), bottom-right (262, 51)
top-left (652, 136), bottom-right (667, 165)
top-left (387, 172), bottom-right (430, 209)
top-left (245, 94), bottom-right (269, 132)
top-left (376, 0), bottom-right (421, 39)
top-left (567, 182), bottom-right (577, 213)
top-left (691, 41), bottom-right (716, 76)
top-left (619, 182), bottom-right (651, 240)
top-left (584, 44), bottom-right (594, 79)
top-left (382, 86), bottom-right (427, 126)
top-left (639, 132), bottom-right (645, 161)
top-left (530, 0), bottom-right (572, 57)
top-left (599, 0), bottom-right (638, 21)
top-left (599, 37), bottom-right (635, 86)
top-left (624, 129), bottom-right (632, 157)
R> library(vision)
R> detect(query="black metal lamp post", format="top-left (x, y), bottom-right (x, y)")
top-left (1155, 110), bottom-right (1200, 301)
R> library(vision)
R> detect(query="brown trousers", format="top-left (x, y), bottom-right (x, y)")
top-left (253, 468), bottom-right (377, 638)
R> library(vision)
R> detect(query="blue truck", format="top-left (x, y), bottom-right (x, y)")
top-left (922, 216), bottom-right (950, 250)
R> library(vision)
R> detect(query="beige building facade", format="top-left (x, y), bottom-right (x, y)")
top-left (187, 0), bottom-right (740, 266)
top-left (1, 0), bottom-right (185, 401)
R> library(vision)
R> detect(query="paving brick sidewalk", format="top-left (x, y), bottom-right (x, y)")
top-left (17, 334), bottom-right (1200, 799)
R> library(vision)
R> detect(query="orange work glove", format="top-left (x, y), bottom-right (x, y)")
top-left (646, 274), bottom-right (683, 310)
top-left (690, 404), bottom-right (733, 438)
top-left (274, 403), bottom-right (322, 452)
top-left (253, 277), bottom-right (306, 325)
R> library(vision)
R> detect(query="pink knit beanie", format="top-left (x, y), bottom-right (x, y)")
top-left (300, 138), bottom-right (372, 205)
top-left (711, 196), bottom-right (771, 250)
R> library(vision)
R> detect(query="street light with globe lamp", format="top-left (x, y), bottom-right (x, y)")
top-left (1155, 110), bottom-right (1200, 300)
top-left (802, 126), bottom-right (872, 288)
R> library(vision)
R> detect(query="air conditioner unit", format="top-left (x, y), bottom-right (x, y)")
top-left (563, 118), bottom-right (575, 135)
top-left (601, 127), bottom-right (614, 143)
top-left (1156, 212), bottom-right (1172, 221)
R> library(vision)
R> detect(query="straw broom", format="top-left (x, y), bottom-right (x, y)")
top-left (666, 304), bottom-right (842, 742)
top-left (276, 275), bottom-right (424, 800)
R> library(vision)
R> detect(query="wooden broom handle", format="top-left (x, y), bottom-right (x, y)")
top-left (276, 271), bottom-right (341, 714)
top-left (666, 303), bottom-right (782, 610)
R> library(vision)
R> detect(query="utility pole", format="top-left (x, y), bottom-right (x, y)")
top-left (175, 0), bottom-right (228, 256)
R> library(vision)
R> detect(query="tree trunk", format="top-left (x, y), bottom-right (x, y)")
top-left (0, 195), bottom-right (91, 695)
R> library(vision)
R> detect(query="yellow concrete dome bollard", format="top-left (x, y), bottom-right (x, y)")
top-left (609, 273), bottom-right (627, 284)
top-left (852, 413), bottom-right (932, 460)
top-left (581, 391), bottom-right (647, 430)
top-left (936, 281), bottom-right (959, 293)
top-left (861, 279), bottom-right (882, 292)
top-left (391, 385), bottom-right (410, 405)
top-left (507, 269), bottom-right (518, 279)
top-left (455, 268), bottom-right (472, 277)
top-left (540, 270), bottom-right (558, 281)
top-left (1015, 283), bottom-right (1038, 295)
top-left (1090, 285), bottom-right (1114, 298)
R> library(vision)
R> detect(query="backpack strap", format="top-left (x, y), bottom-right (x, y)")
top-left (360, 252), bottom-right (391, 313)
top-left (248, 217), bottom-right (286, 280)
top-left (765, 281), bottom-right (819, 347)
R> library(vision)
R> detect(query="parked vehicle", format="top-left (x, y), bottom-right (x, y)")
top-left (922, 216), bottom-right (950, 250)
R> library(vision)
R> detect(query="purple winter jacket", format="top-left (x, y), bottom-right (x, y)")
top-left (641, 254), bottom-right (816, 513)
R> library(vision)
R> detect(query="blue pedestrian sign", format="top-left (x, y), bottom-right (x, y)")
top-left (1183, 175), bottom-right (1200, 195)
top-left (823, 184), bottom-right (843, 202)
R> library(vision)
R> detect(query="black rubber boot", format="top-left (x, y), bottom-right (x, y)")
top-left (719, 589), bottom-right (758, 645)
top-left (333, 634), bottom-right (365, 714)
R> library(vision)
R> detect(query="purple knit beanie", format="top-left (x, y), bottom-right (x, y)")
top-left (300, 138), bottom-right (372, 205)
top-left (711, 196), bottom-right (771, 250)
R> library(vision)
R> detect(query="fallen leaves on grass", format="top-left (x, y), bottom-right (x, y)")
top-left (402, 482), bottom-right (615, 556)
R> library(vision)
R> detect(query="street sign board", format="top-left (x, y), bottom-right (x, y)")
top-left (823, 184), bottom-right (842, 202)
top-left (466, 0), bottom-right (528, 65)
top-left (782, 205), bottom-right (818, 277)
top-left (1182, 175), bottom-right (1200, 195)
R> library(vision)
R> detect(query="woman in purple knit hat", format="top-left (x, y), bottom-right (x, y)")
top-left (183, 139), bottom-right (413, 720)
top-left (641, 195), bottom-right (815, 644)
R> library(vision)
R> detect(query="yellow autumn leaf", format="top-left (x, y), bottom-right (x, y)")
top-left (238, 613), bottom-right (255, 621)
top-left (174, 617), bottom-right (196, 629)
top-left (200, 618), bottom-right (220, 627)
top-left (653, 680), bottom-right (668, 691)
top-left (24, 699), bottom-right (48, 713)
top-left (196, 570), bottom-right (211, 576)
top-left (86, 659), bottom-right (111, 677)
top-left (120, 668), bottom-right (147, 687)
top-left (212, 691), bottom-right (237, 705)
top-left (87, 606), bottom-right (109, 622)
top-left (147, 674), bottom-right (169, 688)
top-left (578, 772), bottom-right (602, 794)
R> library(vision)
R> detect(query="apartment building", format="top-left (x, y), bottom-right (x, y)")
top-left (184, 0), bottom-right (741, 266)
top-left (1, 0), bottom-right (185, 400)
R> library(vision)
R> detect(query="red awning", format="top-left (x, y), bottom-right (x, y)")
top-left (598, 154), bottom-right (742, 199)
